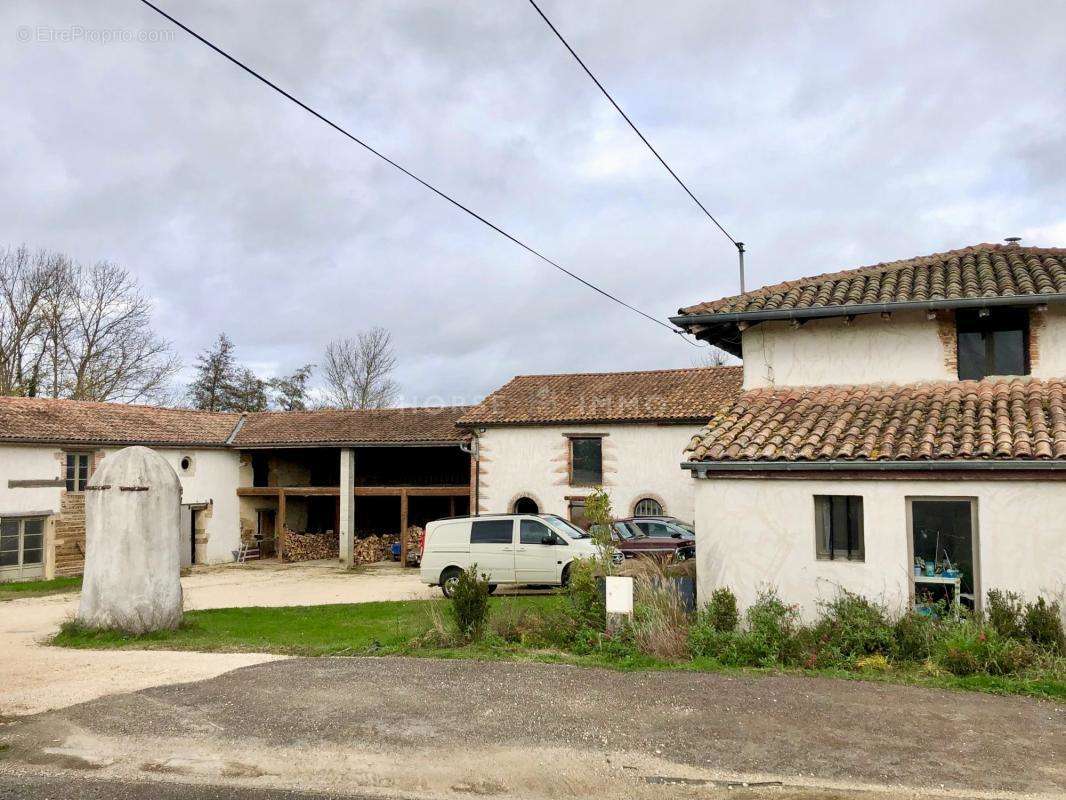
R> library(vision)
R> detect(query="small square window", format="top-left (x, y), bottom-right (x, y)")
top-left (815, 495), bottom-right (864, 561)
top-left (65, 453), bottom-right (92, 492)
top-left (570, 437), bottom-right (602, 486)
top-left (956, 309), bottom-right (1029, 380)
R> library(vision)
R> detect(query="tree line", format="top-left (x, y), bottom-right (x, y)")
top-left (1, 245), bottom-right (398, 411)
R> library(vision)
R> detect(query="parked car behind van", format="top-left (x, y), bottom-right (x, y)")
top-left (420, 514), bottom-right (607, 597)
top-left (600, 521), bottom-right (695, 561)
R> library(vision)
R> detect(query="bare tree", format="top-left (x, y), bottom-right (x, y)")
top-left (0, 245), bottom-right (179, 403)
top-left (60, 261), bottom-right (179, 403)
top-left (694, 346), bottom-right (734, 368)
top-left (0, 246), bottom-right (53, 396)
top-left (323, 327), bottom-right (398, 409)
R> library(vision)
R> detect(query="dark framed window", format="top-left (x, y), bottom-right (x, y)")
top-left (470, 519), bottom-right (514, 544)
top-left (956, 309), bottom-right (1029, 380)
top-left (64, 452), bottom-right (91, 492)
top-left (0, 516), bottom-right (45, 569)
top-left (570, 437), bottom-right (602, 486)
top-left (815, 495), bottom-right (864, 561)
top-left (520, 519), bottom-right (558, 545)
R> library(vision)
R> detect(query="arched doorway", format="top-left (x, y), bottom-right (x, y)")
top-left (513, 496), bottom-right (539, 514)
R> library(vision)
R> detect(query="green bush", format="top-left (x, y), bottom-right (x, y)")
top-left (811, 591), bottom-right (894, 663)
top-left (448, 564), bottom-right (491, 641)
top-left (1024, 597), bottom-right (1066, 654)
top-left (986, 589), bottom-right (1026, 639)
top-left (705, 587), bottom-right (739, 633)
top-left (566, 557), bottom-right (605, 630)
top-left (891, 610), bottom-right (941, 663)
top-left (733, 589), bottom-right (800, 667)
top-left (934, 620), bottom-right (1035, 676)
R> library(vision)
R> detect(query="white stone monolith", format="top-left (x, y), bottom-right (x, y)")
top-left (77, 446), bottom-right (183, 633)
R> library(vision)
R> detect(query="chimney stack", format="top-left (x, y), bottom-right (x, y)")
top-left (1004, 236), bottom-right (1022, 246)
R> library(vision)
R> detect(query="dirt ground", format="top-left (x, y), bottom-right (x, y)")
top-left (1, 656), bottom-right (1062, 800)
top-left (0, 560), bottom-right (435, 717)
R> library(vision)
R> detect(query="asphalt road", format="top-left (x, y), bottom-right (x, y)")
top-left (1, 656), bottom-right (1062, 799)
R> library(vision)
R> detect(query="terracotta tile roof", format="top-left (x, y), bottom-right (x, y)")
top-left (684, 378), bottom-right (1066, 464)
top-left (233, 406), bottom-right (470, 446)
top-left (458, 367), bottom-right (743, 426)
top-left (0, 396), bottom-right (238, 447)
top-left (677, 244), bottom-right (1066, 318)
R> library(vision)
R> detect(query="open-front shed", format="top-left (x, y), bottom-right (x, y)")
top-left (232, 406), bottom-right (473, 567)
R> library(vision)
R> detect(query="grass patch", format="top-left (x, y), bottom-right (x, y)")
top-left (51, 595), bottom-right (1065, 702)
top-left (53, 596), bottom-right (562, 657)
top-left (0, 576), bottom-right (81, 601)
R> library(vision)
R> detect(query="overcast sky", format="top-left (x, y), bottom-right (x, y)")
top-left (3, 1), bottom-right (1065, 406)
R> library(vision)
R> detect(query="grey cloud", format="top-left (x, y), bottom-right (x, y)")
top-left (2, 0), bottom-right (1064, 403)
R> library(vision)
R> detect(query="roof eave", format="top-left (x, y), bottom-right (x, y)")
top-left (234, 439), bottom-right (463, 450)
top-left (0, 437), bottom-right (231, 449)
top-left (671, 292), bottom-right (1066, 330)
top-left (458, 418), bottom-right (719, 429)
top-left (682, 459), bottom-right (1066, 476)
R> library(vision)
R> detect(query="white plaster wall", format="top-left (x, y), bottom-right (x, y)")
top-left (0, 445), bottom-right (65, 516)
top-left (741, 310), bottom-right (953, 389)
top-left (477, 424), bottom-right (698, 523)
top-left (1032, 305), bottom-right (1066, 379)
top-left (694, 477), bottom-right (1066, 620)
top-left (153, 449), bottom-right (242, 564)
top-left (0, 444), bottom-right (242, 566)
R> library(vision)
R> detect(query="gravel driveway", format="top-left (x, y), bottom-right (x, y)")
top-left (1, 656), bottom-right (1062, 800)
top-left (0, 560), bottom-right (433, 717)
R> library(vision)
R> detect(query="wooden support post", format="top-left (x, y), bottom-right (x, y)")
top-left (399, 488), bottom-right (409, 567)
top-left (449, 496), bottom-right (456, 517)
top-left (339, 449), bottom-right (355, 568)
top-left (277, 490), bottom-right (287, 561)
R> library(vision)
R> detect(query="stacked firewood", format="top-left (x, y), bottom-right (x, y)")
top-left (353, 534), bottom-right (390, 565)
top-left (281, 528), bottom-right (339, 562)
top-left (407, 526), bottom-right (424, 558)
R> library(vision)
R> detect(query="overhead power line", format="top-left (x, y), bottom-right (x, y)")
top-left (526, 0), bottom-right (748, 288)
top-left (136, 0), bottom-right (699, 345)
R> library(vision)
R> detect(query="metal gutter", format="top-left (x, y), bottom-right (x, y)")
top-left (682, 459), bottom-right (1066, 477)
top-left (670, 293), bottom-right (1066, 328)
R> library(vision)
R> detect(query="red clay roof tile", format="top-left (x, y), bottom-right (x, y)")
top-left (684, 377), bottom-right (1066, 464)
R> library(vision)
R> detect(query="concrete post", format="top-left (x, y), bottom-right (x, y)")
top-left (339, 448), bottom-right (355, 568)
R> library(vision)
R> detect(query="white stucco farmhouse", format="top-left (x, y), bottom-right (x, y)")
top-left (673, 242), bottom-right (1066, 618)
top-left (457, 367), bottom-right (740, 526)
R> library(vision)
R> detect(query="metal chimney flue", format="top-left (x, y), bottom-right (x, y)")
top-left (1004, 236), bottom-right (1022, 246)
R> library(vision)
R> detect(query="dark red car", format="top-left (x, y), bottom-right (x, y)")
top-left (598, 520), bottom-right (695, 561)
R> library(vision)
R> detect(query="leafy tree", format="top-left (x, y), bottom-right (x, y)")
top-left (269, 364), bottom-right (314, 411)
top-left (188, 333), bottom-right (237, 412)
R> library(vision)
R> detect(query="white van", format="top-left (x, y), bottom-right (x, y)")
top-left (420, 514), bottom-right (604, 596)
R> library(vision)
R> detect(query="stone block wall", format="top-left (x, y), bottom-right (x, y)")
top-left (54, 492), bottom-right (86, 577)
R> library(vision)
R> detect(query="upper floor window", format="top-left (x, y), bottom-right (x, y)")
top-left (65, 452), bottom-right (91, 492)
top-left (569, 437), bottom-right (602, 486)
top-left (956, 309), bottom-right (1029, 380)
top-left (814, 494), bottom-right (864, 561)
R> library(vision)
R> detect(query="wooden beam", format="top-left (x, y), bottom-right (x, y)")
top-left (277, 490), bottom-right (287, 560)
top-left (399, 488), bottom-right (409, 568)
top-left (239, 485), bottom-right (465, 497)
